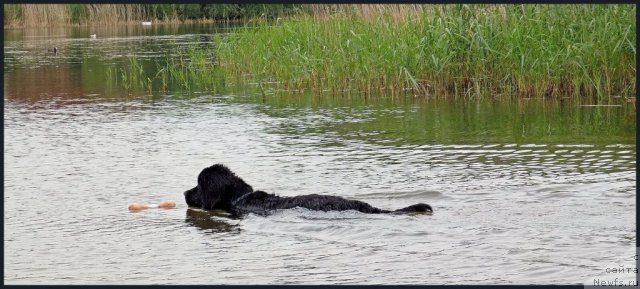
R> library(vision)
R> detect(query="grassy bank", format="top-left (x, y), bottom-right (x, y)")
top-left (101, 4), bottom-right (635, 100)
top-left (211, 4), bottom-right (635, 99)
top-left (3, 4), bottom-right (302, 27)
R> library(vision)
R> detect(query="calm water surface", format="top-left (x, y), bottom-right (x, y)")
top-left (4, 24), bottom-right (636, 285)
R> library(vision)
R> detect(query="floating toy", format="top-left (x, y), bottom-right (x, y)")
top-left (128, 200), bottom-right (176, 211)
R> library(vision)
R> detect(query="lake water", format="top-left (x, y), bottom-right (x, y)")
top-left (4, 24), bottom-right (637, 285)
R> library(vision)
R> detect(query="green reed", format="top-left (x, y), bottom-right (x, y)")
top-left (107, 46), bottom-right (227, 96)
top-left (213, 4), bottom-right (635, 100)
top-left (105, 53), bottom-right (153, 95)
top-left (110, 4), bottom-right (635, 100)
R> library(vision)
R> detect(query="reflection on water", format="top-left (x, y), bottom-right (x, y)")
top-left (251, 95), bottom-right (636, 145)
top-left (4, 23), bottom-right (232, 99)
top-left (4, 25), bottom-right (636, 285)
top-left (185, 209), bottom-right (240, 234)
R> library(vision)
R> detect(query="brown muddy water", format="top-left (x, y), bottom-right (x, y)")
top-left (3, 24), bottom-right (637, 285)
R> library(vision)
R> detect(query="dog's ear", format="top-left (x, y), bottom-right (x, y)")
top-left (197, 164), bottom-right (241, 192)
top-left (197, 164), bottom-right (254, 210)
top-left (197, 166), bottom-right (226, 209)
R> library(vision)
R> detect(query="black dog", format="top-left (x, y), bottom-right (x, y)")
top-left (184, 164), bottom-right (433, 216)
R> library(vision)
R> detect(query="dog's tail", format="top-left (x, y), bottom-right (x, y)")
top-left (393, 203), bottom-right (433, 214)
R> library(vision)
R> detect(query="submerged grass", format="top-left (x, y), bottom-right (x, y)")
top-left (108, 4), bottom-right (635, 100)
top-left (108, 46), bottom-right (227, 96)
top-left (106, 53), bottom-right (153, 95)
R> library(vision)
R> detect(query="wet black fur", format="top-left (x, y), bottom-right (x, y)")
top-left (184, 164), bottom-right (433, 217)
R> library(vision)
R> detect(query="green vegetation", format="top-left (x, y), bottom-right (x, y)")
top-left (104, 46), bottom-right (227, 96)
top-left (106, 54), bottom-right (153, 95)
top-left (98, 4), bottom-right (635, 100)
top-left (213, 4), bottom-right (635, 100)
top-left (3, 4), bottom-right (302, 27)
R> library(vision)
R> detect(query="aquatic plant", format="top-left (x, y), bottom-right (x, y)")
top-left (105, 45), bottom-right (229, 96)
top-left (105, 53), bottom-right (153, 95)
top-left (102, 4), bottom-right (635, 100)
top-left (3, 4), bottom-right (302, 27)
top-left (213, 4), bottom-right (635, 100)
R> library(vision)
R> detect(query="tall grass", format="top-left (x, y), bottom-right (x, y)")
top-left (3, 4), bottom-right (301, 27)
top-left (209, 4), bottom-right (635, 100)
top-left (21, 4), bottom-right (67, 27)
top-left (99, 4), bottom-right (634, 100)
top-left (106, 53), bottom-right (153, 95)
top-left (4, 4), bottom-right (147, 27)
top-left (107, 46), bottom-right (227, 95)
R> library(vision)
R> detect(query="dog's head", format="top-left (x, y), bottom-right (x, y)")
top-left (184, 164), bottom-right (254, 211)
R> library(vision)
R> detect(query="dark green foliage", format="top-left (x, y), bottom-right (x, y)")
top-left (3, 4), bottom-right (302, 25)
top-left (143, 4), bottom-right (300, 21)
top-left (146, 4), bottom-right (175, 20)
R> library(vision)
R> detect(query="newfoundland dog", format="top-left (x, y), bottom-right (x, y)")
top-left (184, 164), bottom-right (433, 217)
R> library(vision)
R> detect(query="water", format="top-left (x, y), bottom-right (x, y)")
top-left (4, 24), bottom-right (636, 285)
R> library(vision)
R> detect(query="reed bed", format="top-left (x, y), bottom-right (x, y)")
top-left (4, 4), bottom-right (139, 27)
top-left (9, 4), bottom-right (68, 27)
top-left (3, 4), bottom-right (300, 27)
top-left (211, 4), bottom-right (635, 100)
top-left (106, 47), bottom-right (227, 96)
top-left (97, 4), bottom-right (635, 100)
